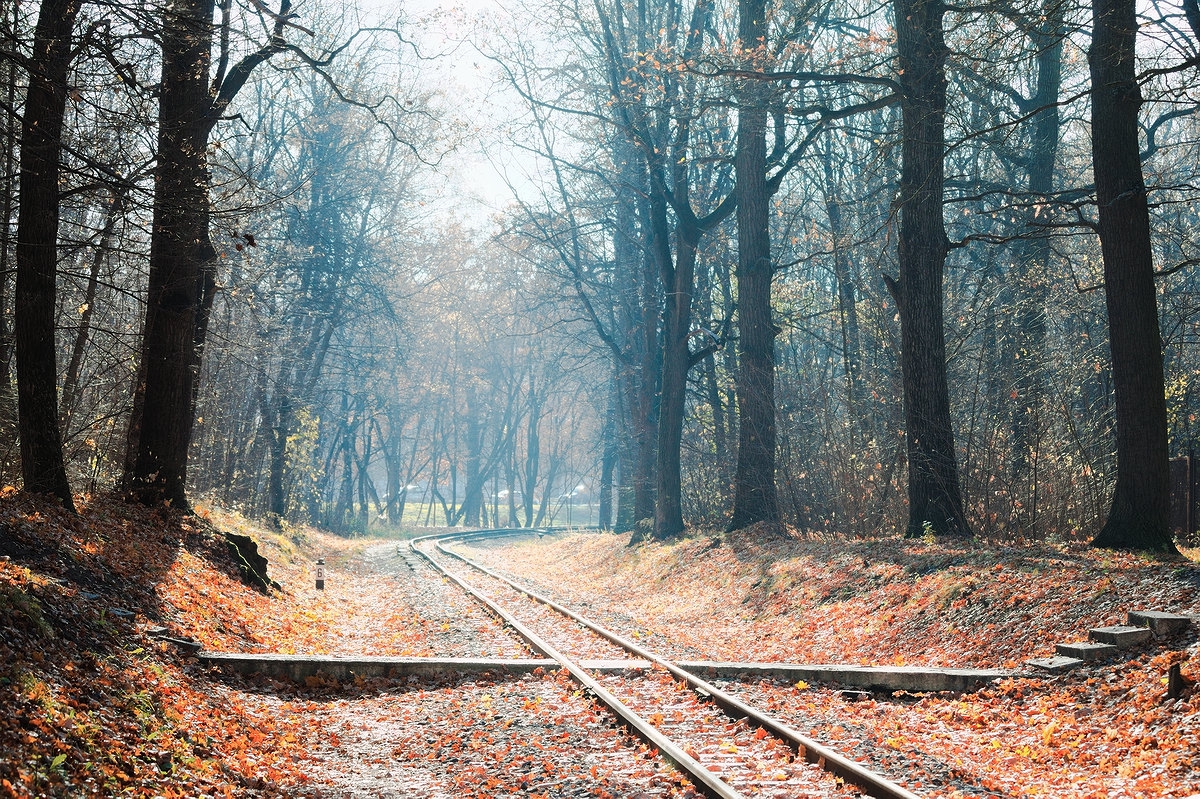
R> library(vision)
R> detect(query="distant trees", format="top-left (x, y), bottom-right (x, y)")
top-left (488, 0), bottom-right (1200, 551)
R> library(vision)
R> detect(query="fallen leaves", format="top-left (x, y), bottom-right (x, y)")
top-left (3, 490), bottom-right (1197, 798)
top-left (463, 529), bottom-right (1200, 798)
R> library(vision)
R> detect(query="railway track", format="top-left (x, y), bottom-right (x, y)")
top-left (411, 527), bottom-right (924, 799)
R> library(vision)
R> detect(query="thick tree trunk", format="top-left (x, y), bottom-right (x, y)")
top-left (728, 0), bottom-right (779, 532)
top-left (14, 0), bottom-right (80, 509)
top-left (128, 0), bottom-right (218, 508)
top-left (1088, 0), bottom-right (1176, 552)
top-left (891, 0), bottom-right (969, 538)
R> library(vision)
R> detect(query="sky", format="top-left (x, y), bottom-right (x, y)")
top-left (358, 0), bottom-right (533, 231)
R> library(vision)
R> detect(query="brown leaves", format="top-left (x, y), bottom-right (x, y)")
top-left (466, 531), bottom-right (1200, 797)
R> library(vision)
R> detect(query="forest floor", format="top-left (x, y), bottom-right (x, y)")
top-left (0, 492), bottom-right (1197, 798)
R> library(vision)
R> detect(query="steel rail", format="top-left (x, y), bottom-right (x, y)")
top-left (428, 528), bottom-right (923, 799)
top-left (409, 529), bottom-right (749, 799)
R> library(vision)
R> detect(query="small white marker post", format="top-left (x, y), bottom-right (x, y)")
top-left (315, 558), bottom-right (326, 590)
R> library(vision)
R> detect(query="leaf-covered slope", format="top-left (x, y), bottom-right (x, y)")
top-left (468, 527), bottom-right (1200, 668)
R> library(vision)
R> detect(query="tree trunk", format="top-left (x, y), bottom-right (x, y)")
top-left (459, 385), bottom-right (484, 526)
top-left (598, 375), bottom-right (618, 529)
top-left (890, 0), bottom-right (969, 538)
top-left (129, 0), bottom-right (291, 508)
top-left (653, 218), bottom-right (701, 539)
top-left (1088, 0), bottom-right (1176, 552)
top-left (633, 240), bottom-right (661, 529)
top-left (523, 380), bottom-right (541, 527)
top-left (267, 394), bottom-right (290, 520)
top-left (14, 0), bottom-right (80, 509)
top-left (728, 0), bottom-right (779, 532)
top-left (128, 0), bottom-right (218, 508)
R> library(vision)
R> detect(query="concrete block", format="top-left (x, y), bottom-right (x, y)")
top-left (673, 662), bottom-right (1013, 693)
top-left (197, 654), bottom-right (1013, 692)
top-left (1055, 641), bottom-right (1118, 661)
top-left (197, 654), bottom-right (656, 681)
top-left (1127, 610), bottom-right (1193, 636)
top-left (1025, 656), bottom-right (1085, 673)
top-left (161, 637), bottom-right (202, 654)
top-left (1089, 625), bottom-right (1153, 648)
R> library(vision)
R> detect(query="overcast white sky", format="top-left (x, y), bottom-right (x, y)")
top-left (356, 0), bottom-right (531, 231)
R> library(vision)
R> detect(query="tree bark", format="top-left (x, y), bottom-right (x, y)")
top-left (890, 0), bottom-right (969, 538)
top-left (728, 0), bottom-right (780, 532)
top-left (14, 0), bottom-right (81, 509)
top-left (653, 216), bottom-right (701, 538)
top-left (128, 0), bottom-right (218, 508)
top-left (0, 0), bottom-right (20, 465)
top-left (1088, 0), bottom-right (1177, 552)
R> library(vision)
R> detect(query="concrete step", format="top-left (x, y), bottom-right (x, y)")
top-left (1127, 610), bottom-right (1193, 636)
top-left (674, 661), bottom-right (1012, 693)
top-left (1025, 655), bottom-right (1085, 674)
top-left (1089, 625), bottom-right (1153, 648)
top-left (1055, 641), bottom-right (1119, 661)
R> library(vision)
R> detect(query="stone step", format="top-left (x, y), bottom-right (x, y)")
top-left (1055, 641), bottom-right (1119, 661)
top-left (1089, 625), bottom-right (1153, 648)
top-left (1127, 610), bottom-right (1193, 636)
top-left (1025, 655), bottom-right (1085, 674)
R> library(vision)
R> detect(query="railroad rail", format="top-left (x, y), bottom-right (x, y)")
top-left (411, 526), bottom-right (924, 799)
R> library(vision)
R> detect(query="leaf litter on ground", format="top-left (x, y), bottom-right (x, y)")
top-left (2, 490), bottom-right (1198, 797)
top-left (458, 526), bottom-right (1200, 798)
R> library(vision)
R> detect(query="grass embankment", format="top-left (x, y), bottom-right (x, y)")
top-left (480, 526), bottom-right (1200, 667)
